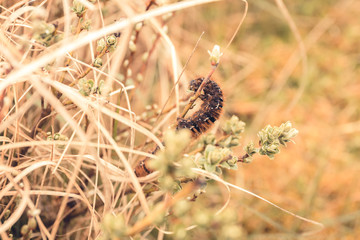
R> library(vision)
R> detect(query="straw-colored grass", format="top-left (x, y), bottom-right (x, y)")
top-left (1, 0), bottom-right (359, 239)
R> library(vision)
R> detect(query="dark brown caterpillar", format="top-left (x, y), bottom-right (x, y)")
top-left (176, 77), bottom-right (223, 137)
top-left (134, 146), bottom-right (159, 177)
top-left (134, 77), bottom-right (223, 177)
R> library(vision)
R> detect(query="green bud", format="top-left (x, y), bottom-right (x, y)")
top-left (58, 134), bottom-right (69, 141)
top-left (32, 21), bottom-right (57, 46)
top-left (259, 143), bottom-right (280, 159)
top-left (96, 80), bottom-right (106, 95)
top-left (127, 68), bottom-right (132, 77)
top-left (219, 209), bottom-right (237, 223)
top-left (129, 40), bottom-right (136, 52)
top-left (81, 19), bottom-right (91, 31)
top-left (282, 121), bottom-right (292, 132)
top-left (159, 175), bottom-right (175, 191)
top-left (28, 218), bottom-right (37, 230)
top-left (28, 208), bottom-right (41, 217)
top-left (173, 199), bottom-right (190, 217)
top-left (286, 128), bottom-right (298, 139)
top-left (107, 45), bottom-right (117, 52)
top-left (204, 162), bottom-right (216, 172)
top-left (54, 33), bottom-right (63, 43)
top-left (46, 24), bottom-right (56, 35)
top-left (220, 148), bottom-right (231, 158)
top-left (135, 22), bottom-right (143, 31)
top-left (93, 58), bottom-right (103, 68)
top-left (207, 149), bottom-right (222, 165)
top-left (176, 156), bottom-right (196, 178)
top-left (279, 123), bottom-right (298, 145)
top-left (4, 209), bottom-right (10, 219)
top-left (102, 213), bottom-right (127, 238)
top-left (208, 45), bottom-right (223, 66)
top-left (244, 141), bottom-right (257, 156)
top-left (242, 155), bottom-right (253, 163)
top-left (221, 224), bottom-right (242, 239)
top-left (106, 35), bottom-right (117, 46)
top-left (142, 52), bottom-right (149, 62)
top-left (21, 225), bottom-right (29, 235)
top-left (47, 133), bottom-right (68, 149)
top-left (96, 38), bottom-right (106, 53)
top-left (230, 137), bottom-right (240, 147)
top-left (164, 130), bottom-right (191, 157)
top-left (53, 133), bottom-right (60, 140)
top-left (220, 136), bottom-right (230, 147)
top-left (267, 143), bottom-right (280, 154)
top-left (220, 161), bottom-right (230, 169)
top-left (136, 73), bottom-right (143, 82)
top-left (78, 78), bottom-right (94, 96)
top-left (72, 0), bottom-right (86, 17)
top-left (163, 25), bottom-right (168, 34)
top-left (257, 121), bottom-right (298, 159)
top-left (194, 209), bottom-right (211, 227)
top-left (173, 225), bottom-right (187, 239)
top-left (223, 115), bottom-right (245, 135)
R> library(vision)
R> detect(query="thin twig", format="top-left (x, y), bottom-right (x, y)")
top-left (74, 45), bottom-right (109, 83)
top-left (179, 64), bottom-right (218, 119)
top-left (155, 32), bottom-right (204, 124)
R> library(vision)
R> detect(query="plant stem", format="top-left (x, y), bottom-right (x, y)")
top-left (179, 64), bottom-right (218, 118)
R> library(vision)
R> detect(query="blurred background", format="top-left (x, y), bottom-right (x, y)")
top-left (1, 0), bottom-right (359, 239)
top-left (166, 0), bottom-right (360, 239)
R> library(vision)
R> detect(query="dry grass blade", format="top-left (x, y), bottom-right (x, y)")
top-left (1, 0), bottom-right (358, 239)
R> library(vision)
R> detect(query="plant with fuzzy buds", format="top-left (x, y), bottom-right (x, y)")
top-left (93, 58), bottom-right (103, 68)
top-left (78, 78), bottom-right (94, 96)
top-left (222, 115), bottom-right (245, 135)
top-left (95, 80), bottom-right (107, 95)
top-left (100, 213), bottom-right (127, 239)
top-left (47, 132), bottom-right (69, 149)
top-left (243, 141), bottom-right (257, 163)
top-left (72, 0), bottom-right (86, 17)
top-left (21, 225), bottom-right (29, 236)
top-left (32, 21), bottom-right (58, 46)
top-left (80, 19), bottom-right (91, 31)
top-left (241, 121), bottom-right (298, 161)
top-left (96, 38), bottom-right (106, 53)
top-left (198, 133), bottom-right (216, 148)
top-left (208, 45), bottom-right (223, 66)
top-left (128, 40), bottom-right (136, 52)
top-left (106, 35), bottom-right (117, 52)
top-left (196, 145), bottom-right (238, 175)
top-left (149, 129), bottom-right (195, 191)
top-left (257, 121), bottom-right (298, 159)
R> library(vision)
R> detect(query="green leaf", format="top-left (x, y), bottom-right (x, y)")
top-left (204, 163), bottom-right (216, 173)
top-left (220, 161), bottom-right (230, 169)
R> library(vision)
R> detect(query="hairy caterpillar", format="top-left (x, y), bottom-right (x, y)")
top-left (134, 77), bottom-right (223, 177)
top-left (176, 77), bottom-right (223, 137)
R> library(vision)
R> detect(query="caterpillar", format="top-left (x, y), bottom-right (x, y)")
top-left (134, 146), bottom-right (159, 177)
top-left (176, 77), bottom-right (223, 137)
top-left (134, 77), bottom-right (223, 177)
